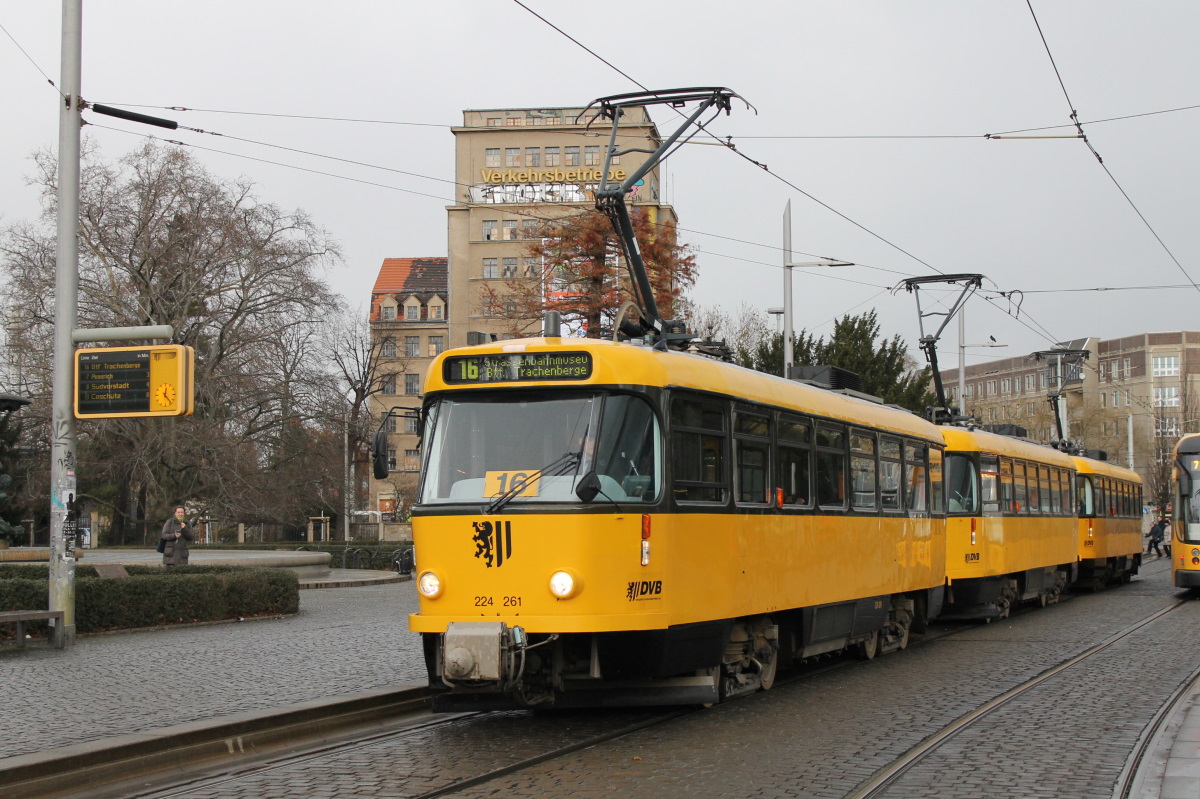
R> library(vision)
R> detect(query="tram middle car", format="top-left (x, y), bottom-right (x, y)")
top-left (408, 336), bottom-right (948, 710)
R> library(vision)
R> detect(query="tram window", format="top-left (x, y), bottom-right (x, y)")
top-left (905, 443), bottom-right (928, 513)
top-left (1038, 466), bottom-right (1052, 514)
top-left (945, 454), bottom-right (978, 514)
top-left (980, 455), bottom-right (1000, 516)
top-left (777, 414), bottom-right (811, 507)
top-left (1013, 461), bottom-right (1028, 514)
top-left (929, 448), bottom-right (945, 514)
top-left (734, 411), bottom-right (770, 505)
top-left (1077, 475), bottom-right (1095, 517)
top-left (593, 394), bottom-right (661, 502)
top-left (1000, 458), bottom-right (1014, 513)
top-left (850, 431), bottom-right (878, 511)
top-left (880, 437), bottom-right (902, 511)
top-left (671, 396), bottom-right (727, 503)
top-left (1105, 479), bottom-right (1116, 517)
top-left (815, 423), bottom-right (847, 509)
top-left (1186, 472), bottom-right (1200, 542)
top-left (1049, 469), bottom-right (1062, 515)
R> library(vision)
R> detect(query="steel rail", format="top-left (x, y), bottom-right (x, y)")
top-left (846, 598), bottom-right (1188, 799)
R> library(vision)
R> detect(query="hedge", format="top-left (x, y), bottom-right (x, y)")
top-left (0, 564), bottom-right (298, 640)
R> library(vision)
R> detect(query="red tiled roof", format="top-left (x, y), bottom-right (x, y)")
top-left (371, 257), bottom-right (448, 294)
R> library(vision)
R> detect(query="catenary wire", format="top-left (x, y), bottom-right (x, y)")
top-left (0, 19), bottom-right (61, 95)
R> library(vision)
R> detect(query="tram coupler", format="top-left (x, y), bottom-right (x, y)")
top-left (440, 621), bottom-right (525, 686)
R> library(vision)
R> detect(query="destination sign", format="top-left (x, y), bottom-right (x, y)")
top-left (74, 345), bottom-right (194, 419)
top-left (443, 351), bottom-right (592, 385)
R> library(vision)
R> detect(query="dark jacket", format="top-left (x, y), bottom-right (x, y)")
top-left (160, 518), bottom-right (195, 565)
top-left (1149, 522), bottom-right (1166, 542)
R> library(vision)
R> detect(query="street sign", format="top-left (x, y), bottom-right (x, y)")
top-left (74, 345), bottom-right (194, 418)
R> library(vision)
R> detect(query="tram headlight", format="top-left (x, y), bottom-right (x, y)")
top-left (417, 571), bottom-right (442, 598)
top-left (549, 569), bottom-right (581, 599)
top-left (1192, 548), bottom-right (1199, 558)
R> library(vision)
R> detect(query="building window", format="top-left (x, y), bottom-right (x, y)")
top-left (1000, 378), bottom-right (1010, 395)
top-left (1123, 358), bottom-right (1132, 379)
top-left (565, 146), bottom-right (580, 166)
top-left (505, 117), bottom-right (521, 126)
top-left (504, 298), bottom-right (518, 315)
top-left (405, 336), bottom-right (420, 358)
top-left (404, 449), bottom-right (420, 472)
top-left (381, 374), bottom-right (396, 394)
top-left (1100, 391), bottom-right (1107, 408)
top-left (381, 339), bottom-right (396, 358)
top-left (523, 257), bottom-right (539, 278)
top-left (428, 336), bottom-right (444, 357)
top-left (405, 304), bottom-right (420, 321)
top-left (381, 305), bottom-right (396, 321)
top-left (584, 145), bottom-right (601, 166)
top-left (405, 374), bottom-right (420, 395)
top-left (387, 448), bottom-right (397, 471)
top-left (1099, 362), bottom-right (1106, 381)
top-left (521, 219), bottom-right (539, 239)
top-left (1154, 386), bottom-right (1180, 407)
top-left (1125, 389), bottom-right (1131, 406)
top-left (503, 220), bottom-right (519, 240)
top-left (1024, 374), bottom-right (1035, 391)
top-left (384, 414), bottom-right (396, 433)
top-left (525, 147), bottom-right (540, 167)
top-left (1153, 355), bottom-right (1180, 377)
top-left (484, 148), bottom-right (500, 167)
top-left (430, 304), bottom-right (444, 320)
top-left (1156, 417), bottom-right (1181, 438)
top-left (485, 118), bottom-right (501, 127)
top-left (544, 147), bottom-right (560, 167)
top-left (482, 220), bottom-right (497, 241)
top-left (404, 416), bottom-right (418, 434)
top-left (505, 147), bottom-right (521, 167)
top-left (986, 380), bottom-right (996, 396)
top-left (502, 257), bottom-right (518, 278)
top-left (483, 258), bottom-right (498, 279)
top-left (1112, 390), bottom-right (1120, 408)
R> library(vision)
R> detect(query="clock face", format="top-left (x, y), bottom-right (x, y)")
top-left (154, 383), bottom-right (176, 408)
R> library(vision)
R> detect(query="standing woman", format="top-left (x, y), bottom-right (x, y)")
top-left (160, 506), bottom-right (194, 566)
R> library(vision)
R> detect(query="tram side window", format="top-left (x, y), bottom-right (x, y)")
top-left (1077, 475), bottom-right (1095, 517)
top-left (593, 394), bottom-right (660, 502)
top-left (905, 443), bottom-right (928, 513)
top-left (815, 424), bottom-right (847, 509)
top-left (879, 437), bottom-right (902, 511)
top-left (980, 455), bottom-right (1000, 516)
top-left (850, 431), bottom-right (878, 511)
top-left (1061, 471), bottom-right (1073, 515)
top-left (929, 448), bottom-right (945, 514)
top-left (1000, 458), bottom-right (1015, 513)
top-left (1013, 461), bottom-right (1028, 513)
top-left (1038, 465), bottom-right (1052, 514)
top-left (777, 415), bottom-right (811, 507)
top-left (1049, 469), bottom-right (1062, 515)
top-left (945, 454), bottom-right (978, 514)
top-left (734, 411), bottom-right (770, 505)
top-left (1095, 479), bottom-right (1106, 519)
top-left (671, 396), bottom-right (727, 503)
top-left (1109, 480), bottom-right (1119, 517)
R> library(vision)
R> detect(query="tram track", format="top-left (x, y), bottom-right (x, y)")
top-left (846, 593), bottom-right (1190, 799)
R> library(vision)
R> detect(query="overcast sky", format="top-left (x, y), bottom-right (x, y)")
top-left (3, 1), bottom-right (1198, 368)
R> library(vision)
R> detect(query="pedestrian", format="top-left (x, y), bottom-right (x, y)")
top-left (1147, 517), bottom-right (1166, 559)
top-left (160, 506), bottom-right (194, 566)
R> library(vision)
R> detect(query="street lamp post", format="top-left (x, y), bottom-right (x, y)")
top-left (782, 200), bottom-right (852, 377)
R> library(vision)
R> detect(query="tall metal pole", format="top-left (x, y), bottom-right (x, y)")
top-left (782, 200), bottom-right (793, 377)
top-left (958, 311), bottom-right (966, 419)
top-left (1127, 412), bottom-right (1134, 470)
top-left (50, 0), bottom-right (82, 646)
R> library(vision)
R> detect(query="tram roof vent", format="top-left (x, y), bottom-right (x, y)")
top-left (981, 423), bottom-right (1029, 438)
top-left (1083, 449), bottom-right (1109, 461)
top-left (788, 365), bottom-right (862, 392)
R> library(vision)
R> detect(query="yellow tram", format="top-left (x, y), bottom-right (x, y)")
top-left (1071, 455), bottom-right (1142, 588)
top-left (407, 335), bottom-right (948, 709)
top-left (1171, 434), bottom-right (1200, 589)
top-left (941, 428), bottom-right (1079, 617)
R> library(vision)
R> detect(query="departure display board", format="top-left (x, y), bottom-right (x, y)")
top-left (443, 351), bottom-right (592, 385)
top-left (75, 345), bottom-right (194, 418)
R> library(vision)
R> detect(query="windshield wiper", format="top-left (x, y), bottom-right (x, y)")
top-left (484, 450), bottom-right (582, 514)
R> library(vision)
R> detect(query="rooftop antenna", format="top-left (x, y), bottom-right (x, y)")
top-left (578, 87), bottom-right (753, 348)
top-left (895, 274), bottom-right (985, 424)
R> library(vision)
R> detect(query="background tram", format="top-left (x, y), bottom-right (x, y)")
top-left (1171, 434), bottom-right (1200, 589)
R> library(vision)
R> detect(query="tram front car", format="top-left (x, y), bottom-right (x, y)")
top-left (409, 337), bottom-right (689, 710)
top-left (1172, 434), bottom-right (1200, 589)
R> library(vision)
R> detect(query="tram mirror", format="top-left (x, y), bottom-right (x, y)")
top-left (372, 430), bottom-right (390, 480)
top-left (575, 471), bottom-right (602, 503)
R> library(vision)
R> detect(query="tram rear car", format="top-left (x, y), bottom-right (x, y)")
top-left (1071, 456), bottom-right (1142, 588)
top-left (408, 337), bottom-right (948, 710)
top-left (1172, 434), bottom-right (1200, 589)
top-left (941, 428), bottom-right (1078, 618)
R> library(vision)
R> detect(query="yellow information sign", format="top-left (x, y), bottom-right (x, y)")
top-left (74, 345), bottom-right (195, 419)
top-left (484, 470), bottom-right (541, 498)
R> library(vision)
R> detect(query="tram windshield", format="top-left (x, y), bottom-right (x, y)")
top-left (945, 454), bottom-right (979, 514)
top-left (419, 391), bottom-right (661, 506)
top-left (1179, 455), bottom-right (1200, 542)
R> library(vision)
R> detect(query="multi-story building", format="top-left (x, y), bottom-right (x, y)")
top-left (940, 331), bottom-right (1200, 505)
top-left (368, 257), bottom-right (447, 525)
top-left (446, 105), bottom-right (675, 345)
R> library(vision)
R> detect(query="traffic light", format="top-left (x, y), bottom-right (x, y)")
top-left (75, 345), bottom-right (194, 419)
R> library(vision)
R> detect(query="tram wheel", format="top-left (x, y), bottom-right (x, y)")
top-left (858, 629), bottom-right (879, 661)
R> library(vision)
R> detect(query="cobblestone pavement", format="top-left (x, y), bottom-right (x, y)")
top-left (141, 560), bottom-right (1197, 799)
top-left (0, 583), bottom-right (426, 759)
